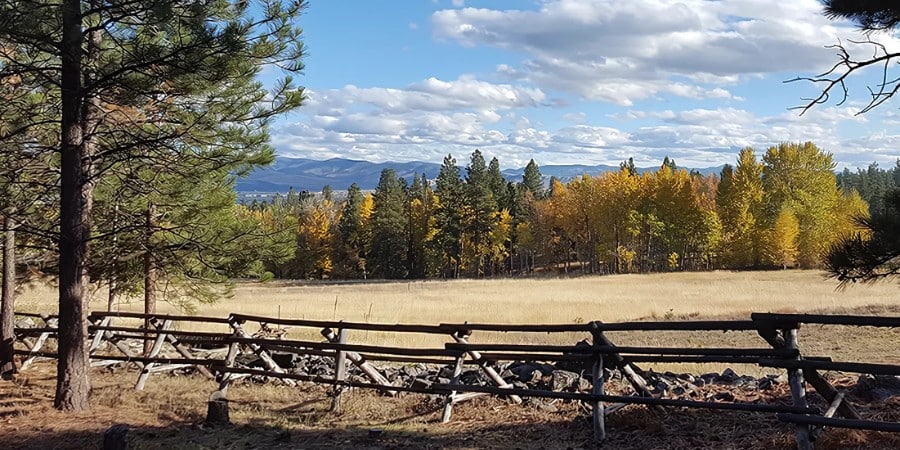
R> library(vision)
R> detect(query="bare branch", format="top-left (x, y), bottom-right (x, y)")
top-left (786, 38), bottom-right (900, 115)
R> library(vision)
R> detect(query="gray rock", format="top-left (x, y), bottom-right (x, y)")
top-left (655, 380), bottom-right (670, 394)
top-left (14, 317), bottom-right (36, 329)
top-left (853, 375), bottom-right (900, 401)
top-left (550, 370), bottom-right (581, 392)
top-left (699, 372), bottom-right (719, 384)
top-left (459, 369), bottom-right (484, 385)
top-left (401, 364), bottom-right (427, 379)
top-left (677, 373), bottom-right (696, 383)
top-left (732, 375), bottom-right (756, 388)
top-left (270, 352), bottom-right (299, 369)
top-left (718, 368), bottom-right (739, 383)
top-left (438, 366), bottom-right (456, 379)
top-left (758, 375), bottom-right (785, 390)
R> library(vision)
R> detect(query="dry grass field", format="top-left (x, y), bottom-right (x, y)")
top-left (16, 270), bottom-right (899, 325)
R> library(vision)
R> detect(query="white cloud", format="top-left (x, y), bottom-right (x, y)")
top-left (432, 0), bottom-right (900, 105)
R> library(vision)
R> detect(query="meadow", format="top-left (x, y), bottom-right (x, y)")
top-left (15, 270), bottom-right (899, 364)
top-left (17, 270), bottom-right (899, 324)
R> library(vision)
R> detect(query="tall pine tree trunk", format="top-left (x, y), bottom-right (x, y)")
top-left (1, 213), bottom-right (16, 379)
top-left (107, 203), bottom-right (119, 312)
top-left (144, 204), bottom-right (156, 354)
top-left (56, 0), bottom-right (90, 411)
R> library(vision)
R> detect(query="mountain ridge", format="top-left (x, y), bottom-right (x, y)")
top-left (235, 156), bottom-right (726, 192)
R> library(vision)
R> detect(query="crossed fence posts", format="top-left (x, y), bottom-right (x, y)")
top-left (11, 310), bottom-right (900, 448)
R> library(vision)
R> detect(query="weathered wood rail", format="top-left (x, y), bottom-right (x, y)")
top-left (10, 310), bottom-right (900, 448)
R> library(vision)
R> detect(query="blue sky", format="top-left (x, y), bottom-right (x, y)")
top-left (269, 0), bottom-right (900, 170)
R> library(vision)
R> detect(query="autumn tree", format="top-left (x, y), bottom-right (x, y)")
top-left (827, 189), bottom-right (900, 282)
top-left (407, 174), bottom-right (438, 279)
top-left (762, 142), bottom-right (841, 267)
top-left (651, 166), bottom-right (718, 271)
top-left (561, 175), bottom-right (602, 273)
top-left (295, 197), bottom-right (337, 279)
top-left (718, 148), bottom-right (765, 268)
top-left (627, 172), bottom-right (664, 272)
top-left (770, 206), bottom-right (800, 269)
top-left (836, 162), bottom-right (897, 218)
top-left (595, 169), bottom-right (639, 273)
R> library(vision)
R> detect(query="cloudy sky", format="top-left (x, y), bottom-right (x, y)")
top-left (269, 0), bottom-right (900, 170)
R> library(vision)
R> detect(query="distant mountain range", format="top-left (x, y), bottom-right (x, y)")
top-left (235, 157), bottom-right (726, 193)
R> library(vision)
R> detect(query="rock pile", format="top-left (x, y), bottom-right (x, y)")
top-left (232, 350), bottom-right (787, 398)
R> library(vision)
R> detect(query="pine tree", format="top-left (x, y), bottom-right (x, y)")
top-left (465, 150), bottom-right (498, 276)
top-left (0, 0), bottom-right (306, 409)
top-left (337, 183), bottom-right (366, 277)
top-left (662, 156), bottom-right (677, 172)
top-left (370, 169), bottom-right (408, 278)
top-left (827, 189), bottom-right (900, 282)
top-left (620, 157), bottom-right (637, 177)
top-left (487, 157), bottom-right (509, 211)
top-left (434, 154), bottom-right (465, 277)
top-left (522, 159), bottom-right (545, 199)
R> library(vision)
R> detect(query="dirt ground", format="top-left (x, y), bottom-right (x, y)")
top-left (1, 361), bottom-right (899, 450)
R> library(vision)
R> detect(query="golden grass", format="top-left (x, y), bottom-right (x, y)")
top-left (18, 270), bottom-right (898, 322)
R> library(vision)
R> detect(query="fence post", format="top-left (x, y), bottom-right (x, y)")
top-left (229, 317), bottom-right (295, 386)
top-left (321, 327), bottom-right (396, 395)
top-left (450, 332), bottom-right (522, 404)
top-left (331, 325), bottom-right (348, 413)
top-left (442, 331), bottom-right (468, 423)
top-left (135, 319), bottom-right (172, 390)
top-left (784, 327), bottom-right (812, 450)
top-left (589, 322), bottom-right (606, 443)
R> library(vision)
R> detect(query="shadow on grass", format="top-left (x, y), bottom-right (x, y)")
top-left (4, 408), bottom-right (900, 450)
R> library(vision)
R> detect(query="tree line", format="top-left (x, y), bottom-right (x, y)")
top-left (244, 144), bottom-right (898, 280)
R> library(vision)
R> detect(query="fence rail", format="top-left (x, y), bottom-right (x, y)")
top-left (11, 310), bottom-right (900, 449)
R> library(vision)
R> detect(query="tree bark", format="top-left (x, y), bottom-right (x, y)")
top-left (143, 203), bottom-right (156, 355)
top-left (107, 203), bottom-right (119, 312)
top-left (55, 0), bottom-right (91, 411)
top-left (1, 213), bottom-right (16, 379)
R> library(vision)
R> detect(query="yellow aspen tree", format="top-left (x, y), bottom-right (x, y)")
top-left (762, 142), bottom-right (840, 267)
top-left (770, 205), bottom-right (800, 269)
top-left (832, 189), bottom-right (870, 240)
top-left (596, 170), bottom-right (640, 273)
top-left (719, 148), bottom-right (765, 268)
top-left (489, 209), bottom-right (513, 271)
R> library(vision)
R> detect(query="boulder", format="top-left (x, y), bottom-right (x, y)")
top-left (718, 368), bottom-right (739, 383)
top-left (550, 370), bottom-right (581, 392)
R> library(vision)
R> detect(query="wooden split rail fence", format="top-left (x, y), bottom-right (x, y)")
top-left (11, 310), bottom-right (900, 448)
